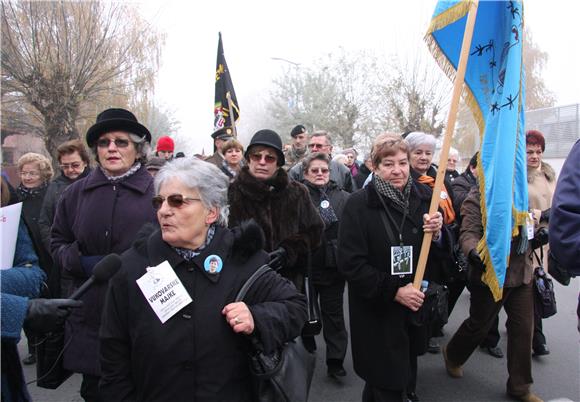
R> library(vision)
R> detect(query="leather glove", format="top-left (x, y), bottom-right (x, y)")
top-left (540, 208), bottom-right (551, 223)
top-left (268, 247), bottom-right (288, 271)
top-left (24, 299), bottom-right (83, 333)
top-left (531, 227), bottom-right (549, 249)
top-left (468, 249), bottom-right (485, 271)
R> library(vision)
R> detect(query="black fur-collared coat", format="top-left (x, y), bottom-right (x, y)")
top-left (228, 166), bottom-right (324, 286)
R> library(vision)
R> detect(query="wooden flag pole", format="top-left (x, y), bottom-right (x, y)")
top-left (226, 91), bottom-right (237, 138)
top-left (413, 0), bottom-right (479, 289)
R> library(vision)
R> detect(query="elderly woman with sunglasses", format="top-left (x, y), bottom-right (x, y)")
top-left (338, 133), bottom-right (446, 402)
top-left (301, 152), bottom-right (349, 378)
top-left (99, 158), bottom-right (307, 401)
top-left (50, 108), bottom-right (157, 401)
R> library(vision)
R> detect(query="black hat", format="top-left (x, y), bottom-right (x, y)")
top-left (290, 125), bottom-right (307, 138)
top-left (211, 127), bottom-right (234, 141)
top-left (245, 129), bottom-right (285, 166)
top-left (86, 108), bottom-right (151, 147)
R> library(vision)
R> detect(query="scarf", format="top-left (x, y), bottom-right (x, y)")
top-left (173, 224), bottom-right (217, 261)
top-left (373, 174), bottom-right (411, 211)
top-left (416, 175), bottom-right (456, 224)
top-left (16, 181), bottom-right (48, 200)
top-left (317, 185), bottom-right (339, 227)
top-left (99, 162), bottom-right (142, 182)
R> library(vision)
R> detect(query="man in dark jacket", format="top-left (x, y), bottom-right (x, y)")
top-left (451, 152), bottom-right (478, 220)
top-left (354, 152), bottom-right (372, 189)
top-left (205, 127), bottom-right (234, 168)
top-left (288, 131), bottom-right (355, 192)
top-left (39, 139), bottom-right (91, 296)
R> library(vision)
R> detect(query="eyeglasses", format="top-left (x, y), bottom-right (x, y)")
top-left (249, 153), bottom-right (277, 164)
top-left (96, 138), bottom-right (130, 148)
top-left (309, 167), bottom-right (329, 174)
top-left (152, 194), bottom-right (202, 210)
top-left (308, 143), bottom-right (328, 150)
top-left (20, 171), bottom-right (40, 178)
top-left (60, 162), bottom-right (83, 170)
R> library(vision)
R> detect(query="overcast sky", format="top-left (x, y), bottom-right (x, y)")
top-left (140, 0), bottom-right (580, 155)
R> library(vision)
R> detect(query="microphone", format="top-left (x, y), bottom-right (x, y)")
top-left (69, 253), bottom-right (122, 300)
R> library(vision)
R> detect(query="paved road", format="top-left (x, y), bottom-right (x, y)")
top-left (21, 280), bottom-right (579, 402)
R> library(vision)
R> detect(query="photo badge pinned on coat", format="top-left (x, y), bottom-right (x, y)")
top-left (204, 255), bottom-right (223, 274)
top-left (391, 246), bottom-right (413, 276)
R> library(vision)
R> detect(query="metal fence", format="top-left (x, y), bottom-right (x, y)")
top-left (525, 103), bottom-right (579, 158)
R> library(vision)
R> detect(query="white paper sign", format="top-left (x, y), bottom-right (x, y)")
top-left (1, 202), bottom-right (23, 270)
top-left (136, 260), bottom-right (192, 323)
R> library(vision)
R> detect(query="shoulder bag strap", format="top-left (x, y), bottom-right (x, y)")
top-left (235, 264), bottom-right (272, 302)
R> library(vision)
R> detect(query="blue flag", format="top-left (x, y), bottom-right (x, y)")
top-left (425, 0), bottom-right (528, 300)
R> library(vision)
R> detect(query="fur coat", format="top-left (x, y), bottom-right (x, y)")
top-left (228, 166), bottom-right (324, 285)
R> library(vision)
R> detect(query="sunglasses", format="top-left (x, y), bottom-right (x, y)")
top-left (249, 153), bottom-right (277, 164)
top-left (152, 194), bottom-right (202, 210)
top-left (60, 162), bottom-right (83, 170)
top-left (309, 167), bottom-right (329, 174)
top-left (97, 138), bottom-right (130, 148)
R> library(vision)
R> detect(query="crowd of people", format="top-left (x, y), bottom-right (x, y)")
top-left (1, 106), bottom-right (578, 402)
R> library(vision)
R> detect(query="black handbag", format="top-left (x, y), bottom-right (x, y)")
top-left (533, 250), bottom-right (557, 319)
top-left (408, 281), bottom-right (449, 327)
top-left (235, 265), bottom-right (316, 402)
top-left (35, 327), bottom-right (73, 389)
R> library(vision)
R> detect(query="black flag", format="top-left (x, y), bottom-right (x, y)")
top-left (214, 32), bottom-right (239, 132)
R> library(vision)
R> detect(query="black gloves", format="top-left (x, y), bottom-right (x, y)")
top-left (540, 208), bottom-right (551, 223)
top-left (24, 299), bottom-right (83, 333)
top-left (531, 227), bottom-right (549, 249)
top-left (468, 249), bottom-right (485, 271)
top-left (268, 247), bottom-right (288, 271)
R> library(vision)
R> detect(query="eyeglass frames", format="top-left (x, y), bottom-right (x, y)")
top-left (248, 152), bottom-right (277, 164)
top-left (152, 194), bottom-right (202, 210)
top-left (96, 138), bottom-right (130, 148)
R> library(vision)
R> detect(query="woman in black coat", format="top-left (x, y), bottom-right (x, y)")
top-left (99, 158), bottom-right (307, 401)
top-left (338, 134), bottom-right (444, 402)
top-left (301, 153), bottom-right (349, 378)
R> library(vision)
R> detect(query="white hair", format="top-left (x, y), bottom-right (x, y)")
top-left (154, 158), bottom-right (230, 226)
top-left (405, 132), bottom-right (437, 152)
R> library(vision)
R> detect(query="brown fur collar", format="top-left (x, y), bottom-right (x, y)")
top-left (233, 165), bottom-right (290, 201)
top-left (528, 161), bottom-right (555, 184)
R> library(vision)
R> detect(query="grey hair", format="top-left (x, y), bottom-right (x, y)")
top-left (301, 152), bottom-right (330, 173)
top-left (448, 147), bottom-right (459, 158)
top-left (154, 158), bottom-right (230, 226)
top-left (91, 132), bottom-right (151, 164)
top-left (311, 130), bottom-right (332, 146)
top-left (405, 131), bottom-right (437, 152)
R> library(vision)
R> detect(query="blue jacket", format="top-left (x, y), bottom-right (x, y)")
top-left (1, 220), bottom-right (45, 340)
top-left (549, 139), bottom-right (580, 276)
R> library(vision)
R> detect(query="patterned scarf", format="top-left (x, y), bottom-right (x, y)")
top-left (317, 186), bottom-right (339, 227)
top-left (173, 224), bottom-right (216, 261)
top-left (16, 181), bottom-right (48, 200)
top-left (373, 174), bottom-right (411, 211)
top-left (416, 175), bottom-right (456, 224)
top-left (99, 162), bottom-right (142, 182)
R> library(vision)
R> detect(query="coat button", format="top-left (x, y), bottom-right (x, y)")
top-left (182, 314), bottom-right (191, 319)
top-left (412, 228), bottom-right (418, 234)
top-left (187, 267), bottom-right (194, 272)
top-left (183, 361), bottom-right (193, 370)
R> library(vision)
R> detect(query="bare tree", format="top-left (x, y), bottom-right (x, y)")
top-left (1, 1), bottom-right (164, 161)
top-left (523, 29), bottom-right (556, 110)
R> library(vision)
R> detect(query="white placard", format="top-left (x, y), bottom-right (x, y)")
top-left (1, 202), bottom-right (23, 270)
top-left (136, 260), bottom-right (192, 323)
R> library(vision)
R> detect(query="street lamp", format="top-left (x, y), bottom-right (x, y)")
top-left (270, 57), bottom-right (301, 67)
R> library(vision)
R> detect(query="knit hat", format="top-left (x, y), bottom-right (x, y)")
top-left (156, 136), bottom-right (175, 152)
top-left (245, 129), bottom-right (285, 166)
top-left (290, 125), bottom-right (307, 138)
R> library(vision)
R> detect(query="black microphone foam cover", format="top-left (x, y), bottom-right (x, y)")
top-left (93, 253), bottom-right (122, 283)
